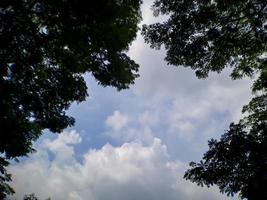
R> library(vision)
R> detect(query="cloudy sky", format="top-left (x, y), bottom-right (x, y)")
top-left (9, 1), bottom-right (253, 200)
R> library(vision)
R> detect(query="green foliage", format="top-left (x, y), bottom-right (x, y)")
top-left (143, 0), bottom-right (267, 199)
top-left (0, 0), bottom-right (142, 159)
top-left (142, 0), bottom-right (267, 79)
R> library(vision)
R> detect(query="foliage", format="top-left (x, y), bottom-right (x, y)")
top-left (142, 0), bottom-right (267, 79)
top-left (0, 0), bottom-right (142, 158)
top-left (0, 0), bottom-right (142, 198)
top-left (183, 73), bottom-right (266, 199)
top-left (184, 95), bottom-right (267, 199)
top-left (23, 194), bottom-right (39, 200)
top-left (23, 193), bottom-right (51, 200)
top-left (0, 157), bottom-right (14, 199)
top-left (143, 0), bottom-right (267, 199)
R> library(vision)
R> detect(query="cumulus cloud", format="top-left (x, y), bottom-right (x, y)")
top-left (104, 110), bottom-right (155, 144)
top-left (111, 0), bottom-right (253, 161)
top-left (64, 0), bottom-right (252, 161)
top-left (105, 110), bottom-right (130, 131)
top-left (8, 131), bottom-right (229, 200)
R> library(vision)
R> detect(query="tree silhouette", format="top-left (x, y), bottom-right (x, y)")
top-left (0, 157), bottom-right (14, 199)
top-left (142, 0), bottom-right (266, 79)
top-left (184, 94), bottom-right (267, 199)
top-left (23, 194), bottom-right (39, 200)
top-left (143, 0), bottom-right (266, 199)
top-left (0, 0), bottom-right (142, 158)
top-left (0, 0), bottom-right (142, 198)
top-left (23, 193), bottom-right (51, 200)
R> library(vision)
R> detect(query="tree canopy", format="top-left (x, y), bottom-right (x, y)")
top-left (0, 0), bottom-right (142, 158)
top-left (142, 0), bottom-right (267, 79)
top-left (184, 94), bottom-right (267, 199)
top-left (23, 193), bottom-right (51, 200)
top-left (0, 0), bottom-right (142, 198)
top-left (0, 157), bottom-right (14, 199)
top-left (143, 0), bottom-right (266, 199)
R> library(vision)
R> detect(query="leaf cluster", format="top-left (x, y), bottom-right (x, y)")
top-left (0, 0), bottom-right (142, 158)
top-left (0, 0), bottom-right (142, 198)
top-left (184, 119), bottom-right (267, 199)
top-left (0, 157), bottom-right (14, 199)
top-left (142, 0), bottom-right (267, 79)
top-left (143, 1), bottom-right (267, 199)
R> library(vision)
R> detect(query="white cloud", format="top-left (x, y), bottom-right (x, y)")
top-left (104, 110), bottom-right (155, 144)
top-left (105, 125), bottom-right (155, 145)
top-left (105, 110), bottom-right (129, 131)
top-left (125, 18), bottom-right (253, 152)
top-left (8, 131), bottom-right (229, 200)
top-left (138, 110), bottom-right (159, 127)
top-left (128, 0), bottom-right (252, 131)
top-left (66, 0), bottom-right (253, 161)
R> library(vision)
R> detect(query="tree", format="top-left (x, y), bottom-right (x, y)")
top-left (142, 0), bottom-right (266, 79)
top-left (0, 0), bottom-right (142, 198)
top-left (23, 193), bottom-right (51, 200)
top-left (142, 0), bottom-right (266, 199)
top-left (0, 157), bottom-right (14, 199)
top-left (184, 94), bottom-right (267, 199)
top-left (0, 0), bottom-right (142, 158)
top-left (23, 194), bottom-right (39, 200)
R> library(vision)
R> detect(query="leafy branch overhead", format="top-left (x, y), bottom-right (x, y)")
top-left (143, 1), bottom-right (267, 200)
top-left (184, 94), bottom-right (267, 199)
top-left (0, 0), bottom-right (142, 158)
top-left (0, 0), bottom-right (142, 198)
top-left (142, 0), bottom-right (267, 79)
top-left (0, 157), bottom-right (14, 199)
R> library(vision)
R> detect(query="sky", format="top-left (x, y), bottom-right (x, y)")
top-left (8, 1), bottom-right (253, 200)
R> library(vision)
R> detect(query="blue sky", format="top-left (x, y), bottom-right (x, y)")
top-left (8, 1), bottom-right (253, 200)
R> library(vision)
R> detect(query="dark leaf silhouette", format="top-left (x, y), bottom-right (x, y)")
top-left (142, 0), bottom-right (267, 79)
top-left (0, 0), bottom-right (141, 159)
top-left (0, 0), bottom-right (142, 198)
top-left (0, 157), bottom-right (14, 199)
top-left (144, 1), bottom-right (267, 199)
